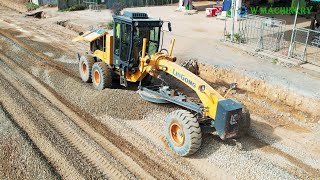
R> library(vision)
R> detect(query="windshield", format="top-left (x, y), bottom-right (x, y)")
top-left (132, 26), bottom-right (160, 64)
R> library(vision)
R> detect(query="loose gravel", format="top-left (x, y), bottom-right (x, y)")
top-left (0, 105), bottom-right (60, 180)
top-left (0, 5), bottom-right (319, 179)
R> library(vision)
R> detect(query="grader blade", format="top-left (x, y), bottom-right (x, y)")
top-left (137, 88), bottom-right (169, 104)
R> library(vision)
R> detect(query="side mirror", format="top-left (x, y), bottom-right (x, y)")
top-left (79, 32), bottom-right (84, 36)
top-left (224, 83), bottom-right (238, 98)
top-left (230, 83), bottom-right (237, 89)
top-left (168, 22), bottom-right (172, 32)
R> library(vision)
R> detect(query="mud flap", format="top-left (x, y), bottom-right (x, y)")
top-left (214, 99), bottom-right (242, 140)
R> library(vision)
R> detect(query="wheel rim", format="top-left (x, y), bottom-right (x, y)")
top-left (82, 62), bottom-right (87, 74)
top-left (94, 69), bottom-right (100, 86)
top-left (169, 122), bottom-right (185, 146)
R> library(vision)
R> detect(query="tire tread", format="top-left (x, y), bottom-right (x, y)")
top-left (79, 55), bottom-right (95, 82)
top-left (165, 110), bottom-right (202, 156)
top-left (92, 62), bottom-right (114, 90)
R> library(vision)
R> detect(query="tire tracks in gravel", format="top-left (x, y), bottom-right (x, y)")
top-left (0, 84), bottom-right (83, 179)
top-left (114, 117), bottom-right (232, 179)
top-left (0, 49), bottom-right (155, 179)
top-left (0, 29), bottom-right (79, 80)
top-left (0, 30), bottom-right (204, 179)
top-left (0, 102), bottom-right (82, 180)
top-left (0, 73), bottom-right (113, 179)
top-left (0, 53), bottom-right (131, 179)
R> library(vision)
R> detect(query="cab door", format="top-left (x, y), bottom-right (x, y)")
top-left (113, 21), bottom-right (132, 70)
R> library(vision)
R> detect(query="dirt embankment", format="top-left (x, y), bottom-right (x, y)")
top-left (199, 64), bottom-right (320, 119)
top-left (0, 0), bottom-right (28, 12)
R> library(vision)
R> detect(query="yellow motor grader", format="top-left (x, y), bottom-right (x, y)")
top-left (73, 11), bottom-right (250, 156)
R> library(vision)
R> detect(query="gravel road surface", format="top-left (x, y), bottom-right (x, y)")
top-left (0, 5), bottom-right (319, 179)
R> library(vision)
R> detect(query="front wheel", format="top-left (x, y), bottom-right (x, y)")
top-left (165, 110), bottom-right (202, 156)
top-left (92, 62), bottom-right (114, 90)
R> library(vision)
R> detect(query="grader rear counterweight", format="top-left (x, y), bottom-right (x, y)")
top-left (73, 11), bottom-right (250, 156)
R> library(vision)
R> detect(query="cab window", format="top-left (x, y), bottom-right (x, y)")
top-left (114, 22), bottom-right (121, 56)
top-left (120, 23), bottom-right (132, 61)
top-left (148, 27), bottom-right (160, 55)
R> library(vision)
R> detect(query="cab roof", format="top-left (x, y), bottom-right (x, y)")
top-left (113, 11), bottom-right (163, 27)
top-left (72, 29), bottom-right (108, 42)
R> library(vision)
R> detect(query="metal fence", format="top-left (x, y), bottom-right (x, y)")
top-left (58, 0), bottom-right (84, 10)
top-left (38, 0), bottom-right (58, 5)
top-left (288, 28), bottom-right (320, 66)
top-left (224, 14), bottom-right (286, 53)
top-left (58, 0), bottom-right (178, 10)
top-left (105, 0), bottom-right (178, 8)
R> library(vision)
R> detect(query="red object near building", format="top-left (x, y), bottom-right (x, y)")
top-left (213, 6), bottom-right (223, 13)
top-left (206, 8), bottom-right (218, 17)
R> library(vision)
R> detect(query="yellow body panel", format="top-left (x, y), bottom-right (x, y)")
top-left (106, 35), bottom-right (113, 64)
top-left (93, 50), bottom-right (106, 60)
top-left (126, 70), bottom-right (149, 82)
top-left (155, 58), bottom-right (223, 119)
top-left (136, 50), bottom-right (224, 119)
top-left (93, 34), bottom-right (113, 65)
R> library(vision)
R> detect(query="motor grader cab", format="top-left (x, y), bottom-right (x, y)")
top-left (73, 12), bottom-right (250, 157)
top-left (114, 13), bottom-right (161, 69)
top-left (112, 12), bottom-right (165, 86)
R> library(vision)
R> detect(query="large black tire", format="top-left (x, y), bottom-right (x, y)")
top-left (235, 105), bottom-right (251, 138)
top-left (165, 110), bottom-right (202, 156)
top-left (92, 62), bottom-right (114, 90)
top-left (79, 55), bottom-right (95, 83)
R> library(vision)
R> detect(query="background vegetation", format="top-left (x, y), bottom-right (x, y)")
top-left (25, 2), bottom-right (39, 11)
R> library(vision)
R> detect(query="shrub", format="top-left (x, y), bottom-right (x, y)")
top-left (58, 4), bottom-right (86, 12)
top-left (106, 21), bottom-right (114, 30)
top-left (225, 32), bottom-right (231, 39)
top-left (234, 33), bottom-right (241, 43)
top-left (271, 58), bottom-right (279, 64)
top-left (25, 2), bottom-right (39, 11)
top-left (68, 4), bottom-right (86, 11)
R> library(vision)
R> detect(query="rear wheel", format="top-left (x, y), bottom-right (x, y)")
top-left (165, 110), bottom-right (202, 156)
top-left (92, 62), bottom-right (114, 90)
top-left (79, 55), bottom-right (95, 83)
